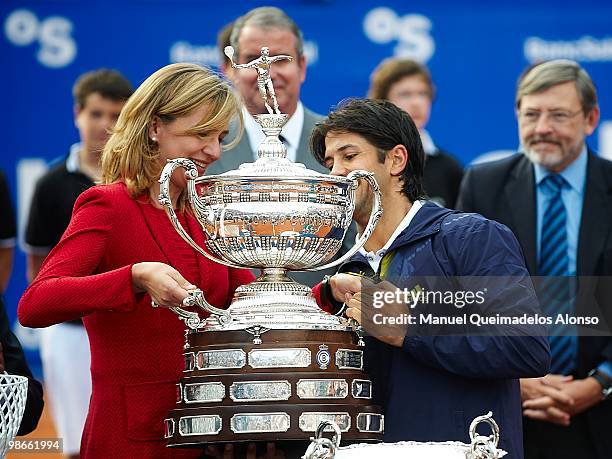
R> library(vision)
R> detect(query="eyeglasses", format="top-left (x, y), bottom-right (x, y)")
top-left (518, 109), bottom-right (583, 126)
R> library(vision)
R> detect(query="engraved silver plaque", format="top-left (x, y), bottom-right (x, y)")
top-left (230, 413), bottom-right (290, 434)
top-left (356, 413), bottom-right (384, 433)
top-left (178, 415), bottom-right (222, 436)
top-left (164, 418), bottom-right (175, 438)
top-left (184, 352), bottom-right (195, 372)
top-left (352, 379), bottom-right (372, 399)
top-left (230, 381), bottom-right (291, 402)
top-left (335, 349), bottom-right (363, 370)
top-left (299, 412), bottom-right (351, 432)
top-left (184, 382), bottom-right (226, 403)
top-left (197, 349), bottom-right (246, 370)
top-left (296, 379), bottom-right (348, 399)
top-left (248, 348), bottom-right (311, 368)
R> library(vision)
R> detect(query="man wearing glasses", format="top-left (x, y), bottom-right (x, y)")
top-left (457, 59), bottom-right (612, 459)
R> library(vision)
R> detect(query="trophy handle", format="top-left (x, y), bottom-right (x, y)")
top-left (468, 411), bottom-right (501, 459)
top-left (308, 170), bottom-right (383, 272)
top-left (168, 289), bottom-right (232, 329)
top-left (158, 158), bottom-right (244, 270)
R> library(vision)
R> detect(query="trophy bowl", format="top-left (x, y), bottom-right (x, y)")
top-left (159, 118), bottom-right (382, 332)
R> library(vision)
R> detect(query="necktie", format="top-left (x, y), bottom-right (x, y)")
top-left (537, 174), bottom-right (576, 375)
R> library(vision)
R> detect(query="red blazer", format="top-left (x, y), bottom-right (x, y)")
top-left (19, 182), bottom-right (255, 458)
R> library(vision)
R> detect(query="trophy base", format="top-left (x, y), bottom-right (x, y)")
top-left (165, 328), bottom-right (383, 447)
top-left (201, 268), bottom-right (351, 332)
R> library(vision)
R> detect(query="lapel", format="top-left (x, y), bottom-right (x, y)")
top-left (504, 156), bottom-right (538, 274)
top-left (212, 107), bottom-right (326, 174)
top-left (577, 151), bottom-right (612, 275)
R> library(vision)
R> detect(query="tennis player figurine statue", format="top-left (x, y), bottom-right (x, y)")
top-left (224, 45), bottom-right (291, 114)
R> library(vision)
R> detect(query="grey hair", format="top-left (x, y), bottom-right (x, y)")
top-left (230, 6), bottom-right (304, 58)
top-left (516, 59), bottom-right (598, 114)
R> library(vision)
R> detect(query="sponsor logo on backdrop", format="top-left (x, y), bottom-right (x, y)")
top-left (363, 7), bottom-right (434, 62)
top-left (525, 36), bottom-right (612, 63)
top-left (169, 40), bottom-right (319, 68)
top-left (4, 8), bottom-right (76, 68)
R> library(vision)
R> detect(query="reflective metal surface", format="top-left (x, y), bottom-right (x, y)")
top-left (299, 412), bottom-right (351, 433)
top-left (335, 349), bottom-right (363, 370)
top-left (296, 379), bottom-right (348, 399)
top-left (178, 415), bottom-right (222, 436)
top-left (351, 380), bottom-right (372, 399)
top-left (184, 352), bottom-right (195, 372)
top-left (229, 381), bottom-right (291, 402)
top-left (302, 413), bottom-right (506, 459)
top-left (230, 413), bottom-right (291, 434)
top-left (197, 349), bottom-right (246, 370)
top-left (183, 382), bottom-right (226, 404)
top-left (164, 418), bottom-right (175, 439)
top-left (159, 130), bottom-right (383, 332)
top-left (356, 413), bottom-right (384, 433)
top-left (248, 348), bottom-right (311, 368)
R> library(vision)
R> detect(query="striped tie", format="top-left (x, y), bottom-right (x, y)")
top-left (537, 174), bottom-right (576, 375)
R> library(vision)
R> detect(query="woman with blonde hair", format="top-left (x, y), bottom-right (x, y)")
top-left (19, 63), bottom-right (254, 458)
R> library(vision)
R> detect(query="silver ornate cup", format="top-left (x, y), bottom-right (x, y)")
top-left (159, 52), bottom-right (384, 446)
top-left (159, 113), bottom-right (382, 333)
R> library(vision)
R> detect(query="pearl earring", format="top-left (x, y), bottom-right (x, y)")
top-left (151, 136), bottom-right (157, 142)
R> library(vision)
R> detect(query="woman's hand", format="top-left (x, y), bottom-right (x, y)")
top-left (131, 262), bottom-right (196, 308)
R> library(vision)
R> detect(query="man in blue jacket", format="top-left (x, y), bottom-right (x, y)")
top-left (311, 99), bottom-right (551, 457)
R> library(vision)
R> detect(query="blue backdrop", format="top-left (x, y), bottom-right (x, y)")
top-left (2, 0), bottom-right (612, 376)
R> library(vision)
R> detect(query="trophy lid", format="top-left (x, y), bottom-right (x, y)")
top-left (215, 113), bottom-right (326, 179)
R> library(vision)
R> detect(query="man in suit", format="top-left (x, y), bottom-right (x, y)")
top-left (208, 6), bottom-right (326, 176)
top-left (457, 59), bottom-right (612, 459)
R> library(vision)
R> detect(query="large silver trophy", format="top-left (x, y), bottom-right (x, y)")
top-left (159, 46), bottom-right (384, 446)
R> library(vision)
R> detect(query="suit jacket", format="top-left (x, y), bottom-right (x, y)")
top-left (18, 183), bottom-right (254, 458)
top-left (207, 106), bottom-right (356, 287)
top-left (423, 148), bottom-right (464, 209)
top-left (456, 151), bottom-right (612, 458)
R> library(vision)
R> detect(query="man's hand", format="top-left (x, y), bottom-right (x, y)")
top-left (559, 377), bottom-right (604, 416)
top-left (521, 373), bottom-right (603, 425)
top-left (131, 262), bottom-right (197, 308)
top-left (328, 273), bottom-right (362, 303)
top-left (521, 375), bottom-right (573, 426)
top-left (345, 279), bottom-right (409, 348)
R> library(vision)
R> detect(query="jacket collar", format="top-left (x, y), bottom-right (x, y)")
top-left (340, 201), bottom-right (456, 274)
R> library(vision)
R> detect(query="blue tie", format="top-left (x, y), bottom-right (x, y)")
top-left (537, 174), bottom-right (576, 375)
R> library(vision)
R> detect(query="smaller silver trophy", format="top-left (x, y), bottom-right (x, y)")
top-left (160, 46), bottom-right (384, 446)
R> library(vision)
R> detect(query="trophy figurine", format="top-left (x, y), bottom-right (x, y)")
top-left (159, 46), bottom-right (384, 446)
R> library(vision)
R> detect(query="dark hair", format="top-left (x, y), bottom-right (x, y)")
top-left (311, 98), bottom-right (425, 202)
top-left (368, 58), bottom-right (434, 100)
top-left (73, 69), bottom-right (133, 109)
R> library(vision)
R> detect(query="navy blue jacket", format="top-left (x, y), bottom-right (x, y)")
top-left (336, 202), bottom-right (550, 457)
